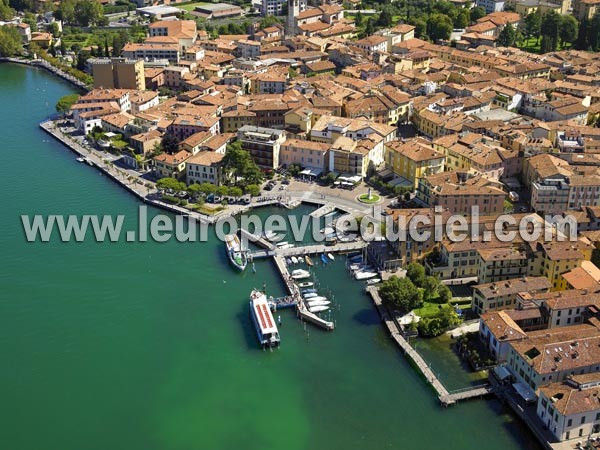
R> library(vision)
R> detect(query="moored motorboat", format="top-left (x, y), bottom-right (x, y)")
top-left (355, 271), bottom-right (378, 280)
top-left (291, 256), bottom-right (298, 264)
top-left (307, 296), bottom-right (327, 302)
top-left (320, 254), bottom-right (328, 264)
top-left (301, 288), bottom-right (317, 294)
top-left (327, 253), bottom-right (334, 261)
top-left (304, 292), bottom-right (318, 299)
top-left (309, 305), bottom-right (329, 313)
top-left (306, 299), bottom-right (330, 307)
top-left (366, 278), bottom-right (381, 285)
top-left (291, 269), bottom-right (310, 280)
top-left (298, 282), bottom-right (314, 288)
top-left (305, 256), bottom-right (313, 266)
top-left (224, 233), bottom-right (247, 271)
top-left (298, 256), bottom-right (304, 264)
top-left (249, 289), bottom-right (280, 348)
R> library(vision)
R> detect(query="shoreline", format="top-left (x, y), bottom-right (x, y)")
top-left (0, 58), bottom-right (90, 92)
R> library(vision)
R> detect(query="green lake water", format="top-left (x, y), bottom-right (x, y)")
top-left (0, 63), bottom-right (541, 450)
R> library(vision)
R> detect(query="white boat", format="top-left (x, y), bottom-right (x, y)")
top-left (327, 253), bottom-right (334, 261)
top-left (298, 282), bottom-right (314, 288)
top-left (349, 263), bottom-right (361, 271)
top-left (76, 157), bottom-right (85, 163)
top-left (366, 278), bottom-right (381, 285)
top-left (291, 256), bottom-right (298, 264)
top-left (355, 271), bottom-right (378, 280)
top-left (309, 305), bottom-right (329, 313)
top-left (301, 288), bottom-right (317, 294)
top-left (263, 230), bottom-right (278, 241)
top-left (307, 299), bottom-right (330, 307)
top-left (224, 234), bottom-right (247, 271)
top-left (276, 241), bottom-right (289, 249)
top-left (249, 289), bottom-right (280, 348)
top-left (291, 269), bottom-right (310, 280)
top-left (307, 296), bottom-right (327, 302)
top-left (304, 293), bottom-right (318, 299)
top-left (320, 227), bottom-right (335, 235)
top-left (298, 256), bottom-right (305, 264)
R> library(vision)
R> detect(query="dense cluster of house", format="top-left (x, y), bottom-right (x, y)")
top-left (56, 1), bottom-right (600, 443)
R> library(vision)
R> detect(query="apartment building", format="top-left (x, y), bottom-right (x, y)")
top-left (237, 125), bottom-right (286, 170)
top-left (472, 276), bottom-right (552, 315)
top-left (279, 139), bottom-right (329, 173)
top-left (385, 138), bottom-right (445, 188)
top-left (91, 58), bottom-right (146, 91)
top-left (476, 246), bottom-right (529, 285)
top-left (153, 150), bottom-right (191, 180)
top-left (186, 151), bottom-right (224, 185)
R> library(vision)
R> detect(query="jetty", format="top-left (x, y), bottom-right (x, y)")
top-left (240, 228), bottom-right (276, 251)
top-left (365, 286), bottom-right (492, 407)
top-left (273, 255), bottom-right (334, 331)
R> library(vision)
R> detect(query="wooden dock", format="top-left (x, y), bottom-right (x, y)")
top-left (239, 228), bottom-right (276, 251)
top-left (275, 241), bottom-right (367, 257)
top-left (366, 286), bottom-right (492, 406)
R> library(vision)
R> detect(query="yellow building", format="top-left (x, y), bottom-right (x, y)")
top-left (514, 0), bottom-right (566, 16)
top-left (385, 138), bottom-right (445, 188)
top-left (529, 240), bottom-right (593, 291)
top-left (92, 58), bottom-right (146, 91)
top-left (153, 150), bottom-right (191, 180)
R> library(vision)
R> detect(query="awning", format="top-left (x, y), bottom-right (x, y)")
top-left (513, 382), bottom-right (536, 402)
top-left (494, 365), bottom-right (511, 381)
top-left (300, 168), bottom-right (321, 177)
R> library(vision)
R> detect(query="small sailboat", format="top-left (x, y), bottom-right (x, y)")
top-left (291, 256), bottom-right (298, 264)
top-left (327, 253), bottom-right (334, 261)
top-left (298, 282), bottom-right (314, 288)
top-left (321, 254), bottom-right (328, 265)
top-left (298, 256), bottom-right (305, 264)
top-left (305, 256), bottom-right (313, 266)
top-left (309, 305), bottom-right (329, 313)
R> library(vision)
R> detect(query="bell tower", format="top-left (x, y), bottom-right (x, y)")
top-left (287, 0), bottom-right (299, 37)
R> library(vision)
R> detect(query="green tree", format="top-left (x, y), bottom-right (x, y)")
top-left (245, 184), bottom-right (260, 196)
top-left (56, 0), bottom-right (76, 24)
top-left (156, 177), bottom-right (185, 192)
top-left (497, 24), bottom-right (516, 47)
top-left (377, 7), bottom-right (393, 28)
top-left (426, 13), bottom-right (453, 42)
top-left (229, 186), bottom-right (243, 198)
top-left (222, 141), bottom-right (263, 185)
top-left (470, 6), bottom-right (486, 23)
top-left (355, 10), bottom-right (363, 27)
top-left (216, 185), bottom-right (229, 197)
top-left (111, 30), bottom-right (129, 56)
top-left (410, 18), bottom-right (427, 38)
top-left (524, 10), bottom-right (541, 40)
top-left (575, 15), bottom-right (590, 50)
top-left (199, 182), bottom-right (217, 196)
top-left (454, 9), bottom-right (469, 29)
top-left (55, 93), bottom-right (80, 113)
top-left (540, 10), bottom-right (560, 52)
top-left (22, 11), bottom-right (36, 31)
top-left (438, 283), bottom-right (452, 303)
top-left (0, 25), bottom-right (22, 56)
top-left (74, 0), bottom-right (103, 26)
top-left (0, 0), bottom-right (14, 20)
top-left (406, 262), bottom-right (426, 287)
top-left (590, 12), bottom-right (600, 51)
top-left (379, 276), bottom-right (422, 312)
top-left (559, 15), bottom-right (578, 48)
top-left (365, 17), bottom-right (375, 36)
top-left (161, 133), bottom-right (179, 154)
top-left (422, 275), bottom-right (439, 302)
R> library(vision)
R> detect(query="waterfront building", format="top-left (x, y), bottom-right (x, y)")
top-left (279, 138), bottom-right (329, 173)
top-left (153, 150), bottom-right (191, 180)
top-left (385, 138), bottom-right (445, 188)
top-left (472, 276), bottom-right (552, 315)
top-left (237, 126), bottom-right (286, 170)
top-left (185, 151), bottom-right (225, 185)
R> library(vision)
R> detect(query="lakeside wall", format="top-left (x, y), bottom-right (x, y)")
top-left (0, 57), bottom-right (89, 92)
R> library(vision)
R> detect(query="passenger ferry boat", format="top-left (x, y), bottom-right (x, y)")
top-left (249, 289), bottom-right (281, 348)
top-left (225, 233), bottom-right (247, 271)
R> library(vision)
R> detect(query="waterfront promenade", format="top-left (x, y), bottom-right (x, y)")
top-left (1, 57), bottom-right (89, 91)
top-left (366, 286), bottom-right (493, 407)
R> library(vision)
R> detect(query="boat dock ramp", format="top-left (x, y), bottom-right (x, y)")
top-left (366, 286), bottom-right (493, 407)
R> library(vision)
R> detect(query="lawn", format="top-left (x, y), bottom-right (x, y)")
top-left (413, 301), bottom-right (453, 318)
top-left (358, 193), bottom-right (381, 203)
top-left (177, 1), bottom-right (210, 12)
